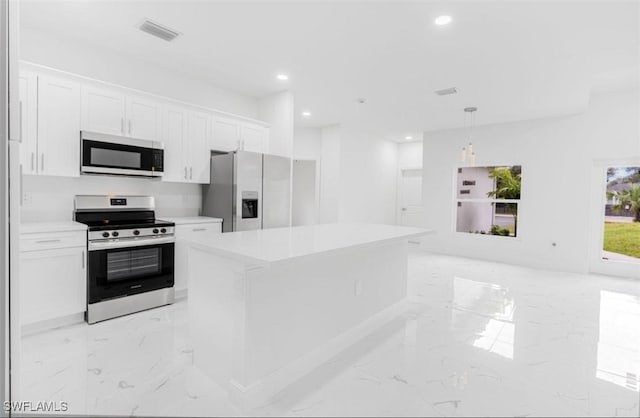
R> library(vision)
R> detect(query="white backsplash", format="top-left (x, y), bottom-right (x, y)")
top-left (21, 175), bottom-right (202, 223)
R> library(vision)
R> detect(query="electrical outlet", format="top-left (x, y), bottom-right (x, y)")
top-left (354, 280), bottom-right (363, 296)
top-left (22, 192), bottom-right (32, 206)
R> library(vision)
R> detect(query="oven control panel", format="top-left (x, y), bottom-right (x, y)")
top-left (89, 226), bottom-right (175, 241)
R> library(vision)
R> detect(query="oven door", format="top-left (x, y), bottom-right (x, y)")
top-left (80, 132), bottom-right (164, 177)
top-left (87, 242), bottom-right (174, 304)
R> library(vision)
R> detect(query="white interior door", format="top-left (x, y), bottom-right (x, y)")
top-left (399, 168), bottom-right (424, 229)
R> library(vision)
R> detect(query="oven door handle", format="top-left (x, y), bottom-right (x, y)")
top-left (88, 236), bottom-right (175, 251)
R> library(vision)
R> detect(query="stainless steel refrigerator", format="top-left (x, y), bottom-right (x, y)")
top-left (202, 151), bottom-right (291, 232)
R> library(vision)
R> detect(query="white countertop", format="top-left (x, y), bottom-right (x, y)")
top-left (186, 223), bottom-right (431, 265)
top-left (21, 221), bottom-right (87, 234)
top-left (160, 216), bottom-right (223, 225)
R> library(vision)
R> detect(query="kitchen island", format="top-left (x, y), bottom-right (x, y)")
top-left (185, 223), bottom-right (430, 408)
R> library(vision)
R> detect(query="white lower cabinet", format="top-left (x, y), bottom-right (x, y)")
top-left (174, 222), bottom-right (222, 296)
top-left (19, 232), bottom-right (87, 326)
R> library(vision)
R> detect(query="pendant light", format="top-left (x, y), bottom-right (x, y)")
top-left (460, 107), bottom-right (478, 165)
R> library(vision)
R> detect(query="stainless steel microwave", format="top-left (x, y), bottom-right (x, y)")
top-left (81, 131), bottom-right (164, 177)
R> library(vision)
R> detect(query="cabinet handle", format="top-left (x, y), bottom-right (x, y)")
top-left (128, 119), bottom-right (132, 135)
top-left (82, 251), bottom-right (85, 269)
top-left (184, 167), bottom-right (187, 180)
top-left (40, 154), bottom-right (44, 172)
top-left (121, 118), bottom-right (124, 134)
top-left (30, 152), bottom-right (34, 172)
top-left (189, 167), bottom-right (193, 180)
top-left (192, 228), bottom-right (206, 232)
top-left (35, 239), bottom-right (61, 244)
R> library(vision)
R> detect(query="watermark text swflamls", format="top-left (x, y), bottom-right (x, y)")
top-left (4, 401), bottom-right (69, 413)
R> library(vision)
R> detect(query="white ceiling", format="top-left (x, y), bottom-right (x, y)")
top-left (21, 0), bottom-right (640, 142)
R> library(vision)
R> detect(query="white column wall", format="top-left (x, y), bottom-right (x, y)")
top-left (258, 91), bottom-right (294, 158)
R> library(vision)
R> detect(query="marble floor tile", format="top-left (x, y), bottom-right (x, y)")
top-left (17, 248), bottom-right (640, 417)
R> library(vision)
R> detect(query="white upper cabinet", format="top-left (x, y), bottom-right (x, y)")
top-left (163, 103), bottom-right (211, 184)
top-left (21, 62), bottom-right (270, 180)
top-left (186, 109), bottom-right (211, 184)
top-left (81, 85), bottom-right (126, 135)
top-left (126, 95), bottom-right (162, 140)
top-left (240, 123), bottom-right (268, 154)
top-left (19, 71), bottom-right (38, 175)
top-left (162, 104), bottom-right (187, 182)
top-left (211, 117), bottom-right (240, 152)
top-left (37, 74), bottom-right (82, 177)
top-left (81, 86), bottom-right (163, 141)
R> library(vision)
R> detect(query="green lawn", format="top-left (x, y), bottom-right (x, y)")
top-left (604, 222), bottom-right (640, 259)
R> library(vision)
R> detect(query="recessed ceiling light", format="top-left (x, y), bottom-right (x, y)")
top-left (276, 74), bottom-right (289, 81)
top-left (405, 136), bottom-right (413, 140)
top-left (302, 111), bottom-right (311, 117)
top-left (434, 15), bottom-right (452, 26)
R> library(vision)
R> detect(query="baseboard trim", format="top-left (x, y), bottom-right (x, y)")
top-left (21, 312), bottom-right (85, 336)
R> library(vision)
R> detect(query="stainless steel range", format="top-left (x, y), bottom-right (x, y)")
top-left (74, 195), bottom-right (175, 324)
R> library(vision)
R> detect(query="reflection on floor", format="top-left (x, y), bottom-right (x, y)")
top-left (19, 247), bottom-right (640, 417)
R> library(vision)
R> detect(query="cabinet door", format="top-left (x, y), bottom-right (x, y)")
top-left (19, 72), bottom-right (38, 175)
top-left (186, 110), bottom-right (211, 184)
top-left (162, 104), bottom-right (188, 182)
top-left (174, 223), bottom-right (222, 294)
top-left (240, 124), bottom-right (267, 153)
top-left (126, 95), bottom-right (162, 140)
top-left (37, 75), bottom-right (82, 177)
top-left (211, 117), bottom-right (240, 152)
top-left (81, 84), bottom-right (126, 135)
top-left (20, 247), bottom-right (86, 325)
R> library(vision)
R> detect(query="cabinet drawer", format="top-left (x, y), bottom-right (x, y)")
top-left (176, 222), bottom-right (222, 238)
top-left (20, 231), bottom-right (86, 252)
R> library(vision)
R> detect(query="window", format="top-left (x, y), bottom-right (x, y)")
top-left (602, 166), bottom-right (640, 264)
top-left (455, 166), bottom-right (521, 237)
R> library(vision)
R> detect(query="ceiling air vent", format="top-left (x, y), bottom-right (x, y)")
top-left (137, 18), bottom-right (181, 42)
top-left (435, 87), bottom-right (458, 96)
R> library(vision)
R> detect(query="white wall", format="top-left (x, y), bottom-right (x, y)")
top-left (316, 125), bottom-right (398, 224)
top-left (21, 176), bottom-right (201, 222)
top-left (397, 141), bottom-right (423, 169)
top-left (258, 91), bottom-right (294, 158)
top-left (319, 125), bottom-right (341, 223)
top-left (421, 88), bottom-right (640, 275)
top-left (20, 27), bottom-right (259, 118)
top-left (293, 127), bottom-right (322, 224)
top-left (338, 126), bottom-right (398, 224)
top-left (294, 127), bottom-right (322, 161)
